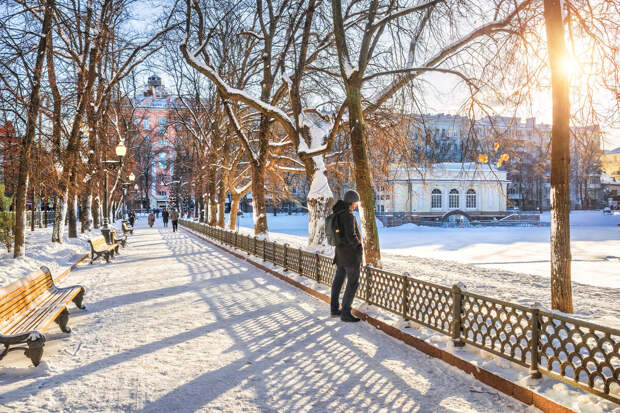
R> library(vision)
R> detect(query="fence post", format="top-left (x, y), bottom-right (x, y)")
top-left (402, 272), bottom-right (410, 320)
top-left (365, 264), bottom-right (372, 302)
top-left (298, 248), bottom-right (303, 274)
top-left (234, 230), bottom-right (238, 248)
top-left (529, 307), bottom-right (542, 378)
top-left (283, 243), bottom-right (288, 271)
top-left (314, 253), bottom-right (321, 282)
top-left (254, 236), bottom-right (258, 255)
top-left (451, 284), bottom-right (465, 347)
top-left (262, 239), bottom-right (267, 261)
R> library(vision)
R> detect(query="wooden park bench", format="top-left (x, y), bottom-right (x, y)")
top-left (88, 235), bottom-right (119, 264)
top-left (112, 229), bottom-right (127, 248)
top-left (0, 266), bottom-right (85, 366)
top-left (122, 221), bottom-right (134, 235)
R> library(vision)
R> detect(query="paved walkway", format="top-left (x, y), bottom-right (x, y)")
top-left (0, 223), bottom-right (532, 412)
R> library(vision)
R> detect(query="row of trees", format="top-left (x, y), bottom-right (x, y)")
top-left (168, 0), bottom-right (617, 312)
top-left (1, 0), bottom-right (617, 313)
top-left (0, 1), bottom-right (177, 255)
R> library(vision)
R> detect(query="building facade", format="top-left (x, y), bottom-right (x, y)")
top-left (376, 163), bottom-right (509, 222)
top-left (133, 75), bottom-right (182, 210)
top-left (601, 147), bottom-right (620, 180)
top-left (406, 114), bottom-right (603, 210)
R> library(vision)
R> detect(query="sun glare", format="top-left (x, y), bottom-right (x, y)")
top-left (561, 55), bottom-right (579, 77)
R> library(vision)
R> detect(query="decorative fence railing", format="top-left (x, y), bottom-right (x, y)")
top-left (180, 219), bottom-right (620, 404)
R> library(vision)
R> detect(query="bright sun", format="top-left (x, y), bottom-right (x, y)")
top-left (561, 55), bottom-right (579, 77)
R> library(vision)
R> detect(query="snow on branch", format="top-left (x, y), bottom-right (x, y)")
top-left (369, 0), bottom-right (443, 33)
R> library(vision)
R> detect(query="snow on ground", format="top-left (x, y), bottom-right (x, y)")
top-left (228, 211), bottom-right (620, 327)
top-left (0, 226), bottom-right (91, 288)
top-left (198, 230), bottom-right (618, 413)
top-left (0, 221), bottom-right (533, 412)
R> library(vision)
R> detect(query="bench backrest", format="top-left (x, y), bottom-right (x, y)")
top-left (89, 236), bottom-right (108, 251)
top-left (122, 222), bottom-right (131, 230)
top-left (0, 266), bottom-right (53, 330)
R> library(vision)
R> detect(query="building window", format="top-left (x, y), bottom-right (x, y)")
top-left (143, 119), bottom-right (149, 128)
top-left (159, 138), bottom-right (167, 146)
top-left (158, 152), bottom-right (167, 169)
top-left (466, 189), bottom-right (476, 209)
top-left (431, 189), bottom-right (442, 209)
top-left (134, 118), bottom-right (139, 126)
top-left (449, 189), bottom-right (459, 208)
top-left (158, 118), bottom-right (167, 126)
top-left (158, 127), bottom-right (166, 135)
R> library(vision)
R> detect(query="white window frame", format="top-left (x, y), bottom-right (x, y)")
top-left (449, 189), bottom-right (459, 209)
top-left (431, 189), bottom-right (442, 209)
top-left (466, 189), bottom-right (476, 209)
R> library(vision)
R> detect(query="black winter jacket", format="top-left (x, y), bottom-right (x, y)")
top-left (332, 200), bottom-right (363, 267)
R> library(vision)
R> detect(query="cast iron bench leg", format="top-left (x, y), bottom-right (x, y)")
top-left (73, 287), bottom-right (86, 310)
top-left (54, 308), bottom-right (71, 333)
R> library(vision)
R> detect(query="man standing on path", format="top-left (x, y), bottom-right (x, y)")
top-left (162, 208), bottom-right (169, 227)
top-left (170, 209), bottom-right (179, 232)
top-left (330, 190), bottom-right (363, 323)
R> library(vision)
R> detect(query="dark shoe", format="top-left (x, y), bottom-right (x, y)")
top-left (341, 313), bottom-right (361, 323)
top-left (330, 309), bottom-right (342, 318)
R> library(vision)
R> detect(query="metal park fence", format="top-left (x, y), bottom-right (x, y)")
top-left (180, 219), bottom-right (620, 404)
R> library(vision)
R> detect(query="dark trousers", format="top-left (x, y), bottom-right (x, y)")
top-left (163, 220), bottom-right (168, 227)
top-left (330, 265), bottom-right (360, 314)
top-left (172, 220), bottom-right (178, 232)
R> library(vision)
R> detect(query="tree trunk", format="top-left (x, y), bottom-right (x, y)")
top-left (93, 195), bottom-right (100, 229)
top-left (207, 166), bottom-right (217, 226)
top-left (30, 185), bottom-right (36, 232)
top-left (306, 156), bottom-right (334, 252)
top-left (68, 192), bottom-right (78, 238)
top-left (217, 179), bottom-right (226, 228)
top-left (198, 192), bottom-right (205, 223)
top-left (84, 193), bottom-right (93, 232)
top-left (251, 163), bottom-right (268, 237)
top-left (52, 191), bottom-right (68, 243)
top-left (544, 0), bottom-right (573, 313)
top-left (13, 0), bottom-right (55, 257)
top-left (346, 82), bottom-right (381, 266)
top-left (229, 193), bottom-right (241, 230)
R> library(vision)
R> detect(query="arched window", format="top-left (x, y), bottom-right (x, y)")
top-left (466, 189), bottom-right (476, 209)
top-left (449, 189), bottom-right (459, 208)
top-left (431, 189), bottom-right (442, 209)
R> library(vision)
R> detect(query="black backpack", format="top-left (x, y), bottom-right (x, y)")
top-left (325, 211), bottom-right (343, 246)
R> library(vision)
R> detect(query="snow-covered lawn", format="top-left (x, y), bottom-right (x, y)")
top-left (0, 227), bottom-right (91, 288)
top-left (229, 210), bottom-right (620, 327)
top-left (0, 222), bottom-right (532, 412)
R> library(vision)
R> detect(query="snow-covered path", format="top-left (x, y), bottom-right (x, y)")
top-left (0, 224), bottom-right (532, 412)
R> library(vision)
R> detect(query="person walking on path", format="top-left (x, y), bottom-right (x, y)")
top-left (128, 210), bottom-right (136, 227)
top-left (148, 212), bottom-right (155, 227)
top-left (162, 209), bottom-right (169, 228)
top-left (330, 190), bottom-right (363, 322)
top-left (170, 209), bottom-right (179, 232)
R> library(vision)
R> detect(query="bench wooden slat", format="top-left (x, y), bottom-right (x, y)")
top-left (5, 290), bottom-right (76, 335)
top-left (0, 272), bottom-right (53, 320)
top-left (0, 266), bottom-right (85, 366)
top-left (1, 288), bottom-right (74, 334)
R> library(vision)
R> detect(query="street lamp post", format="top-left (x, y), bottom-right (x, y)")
top-left (102, 141), bottom-right (127, 243)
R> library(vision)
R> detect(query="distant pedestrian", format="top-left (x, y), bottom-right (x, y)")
top-left (128, 210), bottom-right (136, 227)
top-left (162, 209), bottom-right (169, 227)
top-left (170, 209), bottom-right (179, 232)
top-left (148, 212), bottom-right (155, 227)
top-left (330, 190), bottom-right (363, 322)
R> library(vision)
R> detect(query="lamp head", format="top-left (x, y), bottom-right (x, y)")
top-left (129, 172), bottom-right (135, 182)
top-left (115, 141), bottom-right (127, 158)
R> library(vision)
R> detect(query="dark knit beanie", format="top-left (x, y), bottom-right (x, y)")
top-left (343, 190), bottom-right (360, 204)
